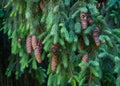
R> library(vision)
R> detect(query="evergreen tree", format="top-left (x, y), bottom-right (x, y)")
top-left (1, 0), bottom-right (120, 86)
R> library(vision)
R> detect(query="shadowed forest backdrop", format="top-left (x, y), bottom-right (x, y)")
top-left (0, 0), bottom-right (120, 86)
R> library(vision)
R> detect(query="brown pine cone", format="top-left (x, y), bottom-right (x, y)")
top-left (32, 35), bottom-right (37, 50)
top-left (80, 12), bottom-right (88, 29)
top-left (37, 38), bottom-right (43, 51)
top-left (79, 37), bottom-right (84, 50)
top-left (26, 35), bottom-right (32, 54)
top-left (51, 54), bottom-right (58, 72)
top-left (50, 44), bottom-right (59, 54)
top-left (39, 0), bottom-right (45, 11)
top-left (93, 27), bottom-right (100, 46)
top-left (81, 53), bottom-right (88, 69)
top-left (34, 46), bottom-right (42, 63)
top-left (86, 12), bottom-right (93, 25)
top-left (82, 53), bottom-right (88, 62)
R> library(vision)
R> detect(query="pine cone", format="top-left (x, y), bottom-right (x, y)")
top-left (79, 37), bottom-right (84, 50)
top-left (86, 12), bottom-right (93, 25)
top-left (37, 38), bottom-right (43, 51)
top-left (39, 0), bottom-right (45, 11)
top-left (51, 54), bottom-right (58, 72)
top-left (26, 35), bottom-right (32, 54)
top-left (81, 53), bottom-right (88, 69)
top-left (82, 53), bottom-right (88, 62)
top-left (34, 46), bottom-right (42, 63)
top-left (32, 35), bottom-right (37, 50)
top-left (80, 12), bottom-right (88, 29)
top-left (50, 44), bottom-right (59, 54)
top-left (93, 27), bottom-right (100, 46)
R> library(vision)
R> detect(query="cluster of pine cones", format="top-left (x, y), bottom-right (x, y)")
top-left (80, 12), bottom-right (100, 63)
top-left (26, 35), bottom-right (42, 63)
top-left (25, 13), bottom-right (101, 71)
top-left (80, 12), bottom-right (93, 30)
top-left (26, 35), bottom-right (60, 72)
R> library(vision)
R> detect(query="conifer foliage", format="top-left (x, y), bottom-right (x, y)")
top-left (1, 0), bottom-right (120, 86)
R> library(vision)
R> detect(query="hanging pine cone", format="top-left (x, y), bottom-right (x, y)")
top-left (39, 0), bottom-right (45, 11)
top-left (81, 53), bottom-right (88, 69)
top-left (50, 44), bottom-right (59, 55)
top-left (79, 37), bottom-right (84, 50)
top-left (82, 53), bottom-right (88, 62)
top-left (80, 12), bottom-right (88, 30)
top-left (26, 35), bottom-right (32, 54)
top-left (34, 46), bottom-right (42, 63)
top-left (32, 35), bottom-right (37, 50)
top-left (93, 27), bottom-right (100, 46)
top-left (86, 12), bottom-right (93, 25)
top-left (51, 54), bottom-right (58, 72)
top-left (37, 38), bottom-right (43, 51)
